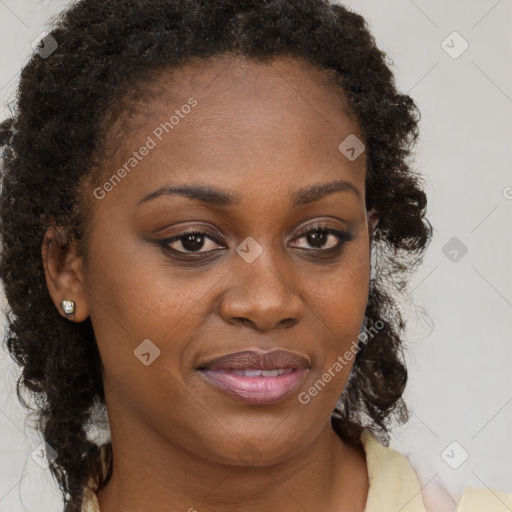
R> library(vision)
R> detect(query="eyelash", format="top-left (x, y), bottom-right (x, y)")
top-left (156, 224), bottom-right (355, 259)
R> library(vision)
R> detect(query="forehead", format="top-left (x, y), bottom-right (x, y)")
top-left (101, 53), bottom-right (361, 156)
top-left (89, 53), bottom-right (366, 210)
top-left (139, 53), bottom-right (354, 117)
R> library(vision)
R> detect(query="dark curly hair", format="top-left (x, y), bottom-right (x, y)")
top-left (0, 0), bottom-right (433, 510)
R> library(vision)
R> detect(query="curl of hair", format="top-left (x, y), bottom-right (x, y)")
top-left (0, 1), bottom-right (432, 510)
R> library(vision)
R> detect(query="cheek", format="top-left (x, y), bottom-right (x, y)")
top-left (82, 230), bottom-right (226, 374)
top-left (303, 241), bottom-right (371, 394)
top-left (314, 239), bottom-right (371, 331)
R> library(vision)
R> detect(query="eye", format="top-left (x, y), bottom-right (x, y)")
top-left (290, 224), bottom-right (354, 251)
top-left (159, 228), bottom-right (224, 254)
top-left (156, 223), bottom-right (354, 257)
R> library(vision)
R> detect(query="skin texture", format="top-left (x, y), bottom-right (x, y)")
top-left (42, 54), bottom-right (380, 511)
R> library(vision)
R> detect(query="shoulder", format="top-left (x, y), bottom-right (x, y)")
top-left (420, 483), bottom-right (512, 512)
top-left (405, 446), bottom-right (512, 512)
top-left (360, 430), bottom-right (512, 512)
top-left (456, 485), bottom-right (512, 512)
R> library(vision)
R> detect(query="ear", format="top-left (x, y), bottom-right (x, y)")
top-left (41, 226), bottom-right (90, 322)
top-left (367, 207), bottom-right (379, 235)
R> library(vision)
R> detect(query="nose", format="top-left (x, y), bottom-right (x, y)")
top-left (218, 249), bottom-right (303, 332)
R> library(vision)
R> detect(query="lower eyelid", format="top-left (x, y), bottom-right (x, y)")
top-left (159, 227), bottom-right (353, 255)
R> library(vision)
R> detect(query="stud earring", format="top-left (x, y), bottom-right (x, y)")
top-left (61, 299), bottom-right (76, 318)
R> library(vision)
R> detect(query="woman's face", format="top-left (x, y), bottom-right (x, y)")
top-left (73, 54), bottom-right (377, 465)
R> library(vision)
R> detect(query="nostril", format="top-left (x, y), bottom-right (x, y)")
top-left (279, 318), bottom-right (297, 328)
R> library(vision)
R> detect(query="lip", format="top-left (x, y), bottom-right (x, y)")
top-left (197, 349), bottom-right (311, 405)
top-left (197, 349), bottom-right (311, 371)
top-left (199, 367), bottom-right (308, 405)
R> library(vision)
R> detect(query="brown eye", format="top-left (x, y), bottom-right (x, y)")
top-left (156, 223), bottom-right (354, 260)
top-left (161, 229), bottom-right (224, 254)
top-left (290, 226), bottom-right (354, 251)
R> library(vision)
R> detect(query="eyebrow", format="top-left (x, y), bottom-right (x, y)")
top-left (137, 179), bottom-right (361, 207)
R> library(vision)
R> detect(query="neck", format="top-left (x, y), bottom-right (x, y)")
top-left (95, 417), bottom-right (368, 512)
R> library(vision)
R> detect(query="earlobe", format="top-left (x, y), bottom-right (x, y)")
top-left (41, 226), bottom-right (89, 322)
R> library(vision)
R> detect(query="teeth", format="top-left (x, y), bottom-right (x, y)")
top-left (245, 369), bottom-right (263, 377)
top-left (227, 368), bottom-right (293, 377)
top-left (261, 369), bottom-right (280, 377)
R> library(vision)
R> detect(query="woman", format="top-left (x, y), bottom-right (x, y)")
top-left (0, 1), bottom-right (510, 511)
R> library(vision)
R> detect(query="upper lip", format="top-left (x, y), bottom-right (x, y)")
top-left (198, 349), bottom-right (311, 371)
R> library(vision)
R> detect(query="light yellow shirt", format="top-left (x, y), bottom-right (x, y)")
top-left (81, 429), bottom-right (512, 511)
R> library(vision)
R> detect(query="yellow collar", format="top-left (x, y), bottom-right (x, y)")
top-left (360, 429), bottom-right (426, 512)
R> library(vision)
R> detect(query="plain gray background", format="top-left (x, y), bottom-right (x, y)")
top-left (1, 0), bottom-right (511, 510)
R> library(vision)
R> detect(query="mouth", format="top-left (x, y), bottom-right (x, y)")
top-left (196, 349), bottom-right (310, 405)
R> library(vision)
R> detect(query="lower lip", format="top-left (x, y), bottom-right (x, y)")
top-left (198, 368), bottom-right (308, 405)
